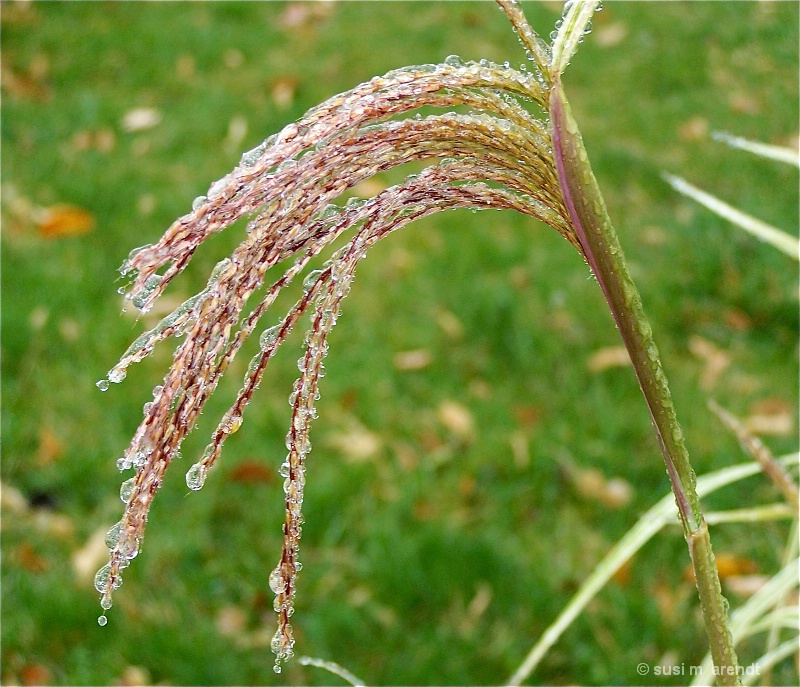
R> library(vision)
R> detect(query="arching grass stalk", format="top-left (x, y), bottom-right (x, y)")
top-left (540, 3), bottom-right (740, 681)
top-left (95, 0), bottom-right (739, 679)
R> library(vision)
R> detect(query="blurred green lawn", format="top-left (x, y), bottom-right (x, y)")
top-left (2, 2), bottom-right (798, 685)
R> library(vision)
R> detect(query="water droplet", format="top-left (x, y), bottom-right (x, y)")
top-left (222, 414), bottom-right (242, 434)
top-left (118, 532), bottom-right (140, 560)
top-left (96, 379), bottom-right (110, 392)
top-left (130, 274), bottom-right (163, 311)
top-left (192, 195), bottom-right (207, 211)
top-left (279, 461), bottom-right (290, 478)
top-left (105, 521), bottom-right (123, 549)
top-left (120, 477), bottom-right (135, 503)
top-left (303, 269), bottom-right (324, 291)
top-left (444, 54), bottom-right (462, 67)
top-left (94, 563), bottom-right (111, 593)
top-left (240, 143), bottom-right (265, 168)
top-left (259, 324), bottom-right (280, 351)
top-left (98, 615), bottom-right (108, 627)
top-left (269, 567), bottom-right (285, 594)
top-left (186, 463), bottom-right (206, 491)
top-left (207, 177), bottom-right (228, 200)
top-left (100, 593), bottom-right (113, 610)
top-left (107, 366), bottom-right (127, 384)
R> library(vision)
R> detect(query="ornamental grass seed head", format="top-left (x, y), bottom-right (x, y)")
top-left (96, 0), bottom-right (600, 672)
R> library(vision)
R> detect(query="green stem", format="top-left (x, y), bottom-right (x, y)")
top-left (549, 77), bottom-right (741, 685)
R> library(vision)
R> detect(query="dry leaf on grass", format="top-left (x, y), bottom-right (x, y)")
top-left (683, 552), bottom-right (757, 582)
top-left (587, 345), bottom-right (630, 372)
top-left (437, 400), bottom-right (475, 442)
top-left (688, 335), bottom-right (731, 390)
top-left (36, 204), bottom-right (95, 239)
top-left (327, 424), bottom-right (382, 462)
top-left (745, 397), bottom-right (795, 437)
top-left (560, 458), bottom-right (634, 509)
top-left (393, 348), bottom-right (432, 371)
top-left (72, 526), bottom-right (111, 583)
top-left (228, 460), bottom-right (274, 485)
top-left (121, 107), bottom-right (162, 133)
top-left (36, 426), bottom-right (64, 467)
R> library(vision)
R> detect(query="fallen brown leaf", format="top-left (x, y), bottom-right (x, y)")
top-left (279, 1), bottom-right (334, 31)
top-left (587, 345), bottom-right (630, 372)
top-left (216, 605), bottom-right (248, 637)
top-left (593, 21), bottom-right (628, 48)
top-left (18, 543), bottom-right (49, 573)
top-left (1, 64), bottom-right (51, 101)
top-left (678, 115), bottom-right (709, 142)
top-left (745, 397), bottom-right (795, 437)
top-left (437, 400), bottom-right (474, 442)
top-left (688, 335), bottom-right (731, 390)
top-left (36, 426), bottom-right (64, 466)
top-left (271, 76), bottom-right (297, 110)
top-left (114, 666), bottom-right (151, 687)
top-left (683, 552), bottom-right (757, 582)
top-left (327, 423), bottom-right (381, 462)
top-left (723, 574), bottom-right (770, 597)
top-left (393, 348), bottom-right (432, 371)
top-left (20, 664), bottom-right (52, 686)
top-left (72, 526), bottom-right (110, 583)
top-left (36, 204), bottom-right (95, 239)
top-left (561, 459), bottom-right (634, 509)
top-left (228, 460), bottom-right (274, 485)
top-left (121, 107), bottom-right (162, 133)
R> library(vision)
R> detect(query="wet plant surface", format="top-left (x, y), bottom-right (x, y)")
top-left (2, 2), bottom-right (797, 685)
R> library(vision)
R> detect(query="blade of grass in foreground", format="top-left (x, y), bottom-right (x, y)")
top-left (507, 453), bottom-right (798, 685)
top-left (662, 173), bottom-right (799, 260)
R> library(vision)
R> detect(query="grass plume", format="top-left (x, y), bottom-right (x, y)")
top-left (95, 0), bottom-right (742, 679)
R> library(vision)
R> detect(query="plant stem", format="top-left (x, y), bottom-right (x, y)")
top-left (549, 77), bottom-right (741, 685)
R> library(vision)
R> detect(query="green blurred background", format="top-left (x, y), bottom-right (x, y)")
top-left (2, 1), bottom-right (797, 685)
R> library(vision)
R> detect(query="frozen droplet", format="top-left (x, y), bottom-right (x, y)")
top-left (268, 567), bottom-right (285, 594)
top-left (96, 379), bottom-right (110, 392)
top-left (94, 563), bottom-right (111, 593)
top-left (118, 532), bottom-right (139, 560)
top-left (186, 463), bottom-right (206, 491)
top-left (271, 628), bottom-right (284, 654)
top-left (105, 521), bottom-right (123, 549)
top-left (98, 615), bottom-right (108, 627)
top-left (130, 274), bottom-right (163, 311)
top-left (222, 414), bottom-right (242, 434)
top-left (120, 477), bottom-right (135, 503)
top-left (259, 324), bottom-right (280, 351)
top-left (240, 143), bottom-right (265, 168)
top-left (207, 177), bottom-right (228, 200)
top-left (303, 269), bottom-right (323, 291)
top-left (192, 195), bottom-right (207, 211)
top-left (100, 597), bottom-right (113, 612)
top-left (209, 258), bottom-right (232, 283)
top-left (444, 54), bottom-right (462, 67)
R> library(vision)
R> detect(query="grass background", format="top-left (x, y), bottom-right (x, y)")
top-left (2, 1), bottom-right (798, 685)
